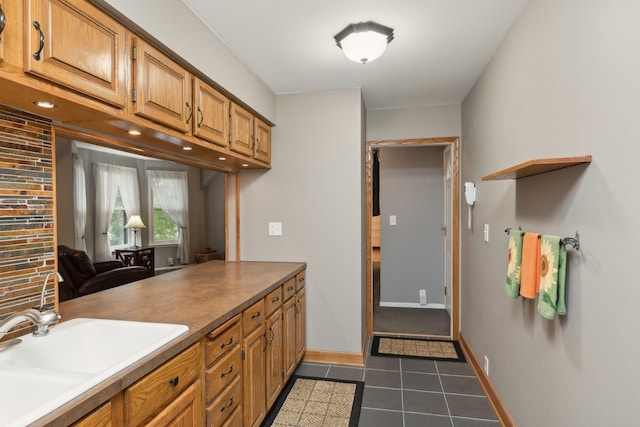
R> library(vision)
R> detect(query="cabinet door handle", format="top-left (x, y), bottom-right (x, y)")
top-left (168, 376), bottom-right (179, 387)
top-left (269, 327), bottom-right (275, 344)
top-left (251, 311), bottom-right (261, 319)
top-left (262, 333), bottom-right (268, 351)
top-left (220, 364), bottom-right (234, 378)
top-left (0, 4), bottom-right (6, 36)
top-left (197, 107), bottom-right (204, 128)
top-left (220, 395), bottom-right (234, 412)
top-left (32, 21), bottom-right (45, 61)
top-left (220, 336), bottom-right (233, 349)
top-left (185, 101), bottom-right (193, 124)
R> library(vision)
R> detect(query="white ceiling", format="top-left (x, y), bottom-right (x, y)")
top-left (182, 0), bottom-right (528, 110)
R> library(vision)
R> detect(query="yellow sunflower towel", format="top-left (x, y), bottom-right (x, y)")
top-left (537, 235), bottom-right (567, 319)
top-left (505, 229), bottom-right (524, 298)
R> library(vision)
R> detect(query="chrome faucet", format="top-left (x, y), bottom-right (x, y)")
top-left (0, 271), bottom-right (62, 339)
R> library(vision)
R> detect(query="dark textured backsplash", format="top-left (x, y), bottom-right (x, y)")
top-left (0, 104), bottom-right (55, 339)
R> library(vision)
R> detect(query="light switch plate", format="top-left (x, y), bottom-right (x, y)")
top-left (483, 224), bottom-right (489, 242)
top-left (390, 215), bottom-right (397, 226)
top-left (268, 222), bottom-right (282, 236)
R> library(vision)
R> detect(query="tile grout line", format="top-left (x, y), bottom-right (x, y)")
top-left (399, 358), bottom-right (406, 427)
top-left (435, 361), bottom-right (455, 427)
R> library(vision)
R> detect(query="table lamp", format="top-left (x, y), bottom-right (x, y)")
top-left (124, 215), bottom-right (146, 248)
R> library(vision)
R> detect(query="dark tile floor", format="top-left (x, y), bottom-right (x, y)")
top-left (294, 343), bottom-right (500, 427)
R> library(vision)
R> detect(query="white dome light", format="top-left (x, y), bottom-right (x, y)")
top-left (334, 21), bottom-right (394, 64)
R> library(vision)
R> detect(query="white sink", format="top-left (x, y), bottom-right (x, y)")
top-left (0, 318), bottom-right (188, 427)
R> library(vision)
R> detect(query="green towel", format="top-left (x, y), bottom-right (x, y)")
top-left (505, 229), bottom-right (523, 298)
top-left (537, 235), bottom-right (567, 319)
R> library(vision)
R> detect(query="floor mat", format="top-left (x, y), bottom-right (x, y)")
top-left (261, 375), bottom-right (364, 427)
top-left (371, 335), bottom-right (466, 362)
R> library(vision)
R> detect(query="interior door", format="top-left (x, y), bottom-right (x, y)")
top-left (443, 146), bottom-right (453, 317)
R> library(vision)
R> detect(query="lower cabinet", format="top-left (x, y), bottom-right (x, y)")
top-left (124, 342), bottom-right (202, 426)
top-left (205, 314), bottom-right (243, 426)
top-left (72, 397), bottom-right (119, 427)
top-left (242, 316), bottom-right (266, 427)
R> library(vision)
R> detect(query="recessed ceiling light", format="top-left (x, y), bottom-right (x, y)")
top-left (33, 101), bottom-right (57, 109)
top-left (218, 157), bottom-right (226, 161)
top-left (128, 130), bottom-right (142, 136)
top-left (241, 163), bottom-right (249, 167)
top-left (182, 146), bottom-right (193, 151)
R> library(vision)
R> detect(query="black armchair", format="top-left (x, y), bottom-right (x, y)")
top-left (57, 245), bottom-right (151, 302)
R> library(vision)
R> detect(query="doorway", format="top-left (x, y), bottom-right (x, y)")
top-left (365, 137), bottom-right (460, 340)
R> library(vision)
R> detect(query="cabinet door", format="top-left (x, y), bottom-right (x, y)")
top-left (253, 118), bottom-right (271, 164)
top-left (229, 103), bottom-right (254, 157)
top-left (296, 287), bottom-right (306, 363)
top-left (145, 379), bottom-right (203, 427)
top-left (243, 326), bottom-right (266, 427)
top-left (282, 296), bottom-right (297, 381)
top-left (193, 78), bottom-right (228, 147)
top-left (132, 37), bottom-right (192, 133)
top-left (25, 0), bottom-right (127, 107)
top-left (72, 401), bottom-right (113, 427)
top-left (265, 308), bottom-right (283, 409)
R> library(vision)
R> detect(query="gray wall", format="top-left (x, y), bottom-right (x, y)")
top-left (461, 0), bottom-right (640, 425)
top-left (379, 146), bottom-right (445, 306)
top-left (367, 105), bottom-right (461, 140)
top-left (240, 89), bottom-right (365, 353)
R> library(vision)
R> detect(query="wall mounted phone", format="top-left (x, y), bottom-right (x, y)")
top-left (464, 182), bottom-right (476, 229)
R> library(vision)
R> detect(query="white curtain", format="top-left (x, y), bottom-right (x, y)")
top-left (72, 154), bottom-right (87, 252)
top-left (147, 170), bottom-right (190, 263)
top-left (116, 166), bottom-right (141, 245)
top-left (93, 163), bottom-right (141, 261)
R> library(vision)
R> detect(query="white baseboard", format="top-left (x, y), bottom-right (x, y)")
top-left (379, 302), bottom-right (446, 309)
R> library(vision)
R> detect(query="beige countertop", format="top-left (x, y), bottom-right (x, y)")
top-left (36, 260), bottom-right (306, 426)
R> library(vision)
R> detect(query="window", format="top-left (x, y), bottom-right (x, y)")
top-left (150, 188), bottom-right (179, 245)
top-left (108, 190), bottom-right (129, 247)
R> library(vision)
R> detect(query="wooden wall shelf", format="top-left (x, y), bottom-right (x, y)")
top-left (482, 156), bottom-right (592, 181)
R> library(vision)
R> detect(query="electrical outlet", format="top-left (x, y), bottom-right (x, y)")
top-left (268, 222), bottom-right (282, 236)
top-left (419, 289), bottom-right (427, 305)
top-left (483, 355), bottom-right (489, 376)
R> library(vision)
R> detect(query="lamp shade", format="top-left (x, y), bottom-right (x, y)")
top-left (124, 215), bottom-right (146, 229)
top-left (334, 21), bottom-right (394, 64)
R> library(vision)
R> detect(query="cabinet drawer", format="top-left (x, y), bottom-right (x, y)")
top-left (265, 286), bottom-right (282, 316)
top-left (283, 277), bottom-right (296, 302)
top-left (296, 271), bottom-right (306, 291)
top-left (206, 345), bottom-right (241, 403)
top-left (206, 375), bottom-right (242, 427)
top-left (124, 342), bottom-right (201, 426)
top-left (205, 315), bottom-right (242, 366)
top-left (243, 299), bottom-right (265, 336)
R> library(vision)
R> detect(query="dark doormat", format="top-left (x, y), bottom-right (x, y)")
top-left (261, 375), bottom-right (364, 427)
top-left (371, 335), bottom-right (466, 362)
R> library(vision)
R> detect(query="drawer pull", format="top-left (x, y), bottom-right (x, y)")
top-left (32, 21), bottom-right (45, 61)
top-left (0, 4), bottom-right (5, 36)
top-left (299, 277), bottom-right (305, 282)
top-left (220, 336), bottom-right (233, 349)
top-left (271, 296), bottom-right (280, 303)
top-left (251, 311), bottom-right (261, 319)
top-left (220, 364), bottom-right (234, 378)
top-left (287, 286), bottom-right (294, 292)
top-left (220, 395), bottom-right (234, 412)
top-left (168, 376), bottom-right (179, 387)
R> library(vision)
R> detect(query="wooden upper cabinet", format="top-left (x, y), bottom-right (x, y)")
top-left (254, 118), bottom-right (271, 163)
top-left (24, 0), bottom-right (127, 107)
top-left (229, 103), bottom-right (254, 157)
top-left (193, 77), bottom-right (228, 147)
top-left (131, 37), bottom-right (192, 133)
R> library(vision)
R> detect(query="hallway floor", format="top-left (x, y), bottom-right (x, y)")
top-left (295, 341), bottom-right (499, 427)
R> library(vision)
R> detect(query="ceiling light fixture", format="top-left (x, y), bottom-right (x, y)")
top-left (33, 101), bottom-right (57, 109)
top-left (182, 146), bottom-right (193, 151)
top-left (128, 130), bottom-right (142, 136)
top-left (334, 21), bottom-right (394, 64)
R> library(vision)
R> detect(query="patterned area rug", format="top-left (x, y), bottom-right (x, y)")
top-left (261, 375), bottom-right (364, 427)
top-left (371, 336), bottom-right (466, 362)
